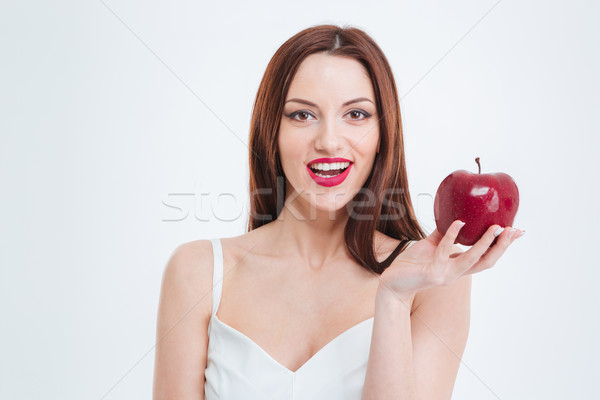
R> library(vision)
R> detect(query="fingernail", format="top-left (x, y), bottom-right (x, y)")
top-left (457, 220), bottom-right (466, 228)
top-left (508, 227), bottom-right (518, 239)
top-left (516, 230), bottom-right (526, 238)
top-left (493, 227), bottom-right (504, 237)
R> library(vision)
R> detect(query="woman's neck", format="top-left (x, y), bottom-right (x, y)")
top-left (271, 204), bottom-right (350, 271)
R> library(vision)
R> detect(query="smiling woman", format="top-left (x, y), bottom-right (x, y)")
top-left (277, 53), bottom-right (382, 213)
top-left (248, 28), bottom-right (426, 272)
top-left (153, 23), bottom-right (507, 400)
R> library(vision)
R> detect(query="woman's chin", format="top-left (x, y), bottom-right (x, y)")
top-left (304, 194), bottom-right (351, 214)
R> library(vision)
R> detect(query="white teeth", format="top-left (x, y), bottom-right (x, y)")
top-left (314, 171), bottom-right (339, 178)
top-left (309, 161), bottom-right (350, 171)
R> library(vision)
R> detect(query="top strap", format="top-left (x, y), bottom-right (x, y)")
top-left (380, 239), bottom-right (418, 269)
top-left (209, 238), bottom-right (224, 317)
top-left (405, 240), bottom-right (417, 249)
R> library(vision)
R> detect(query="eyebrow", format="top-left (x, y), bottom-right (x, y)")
top-left (284, 97), bottom-right (374, 107)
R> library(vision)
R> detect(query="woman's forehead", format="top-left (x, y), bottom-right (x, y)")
top-left (286, 53), bottom-right (374, 104)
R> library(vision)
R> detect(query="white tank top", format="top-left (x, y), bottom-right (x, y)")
top-left (204, 238), bottom-right (415, 400)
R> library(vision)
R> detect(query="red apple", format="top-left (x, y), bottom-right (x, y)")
top-left (433, 158), bottom-right (519, 246)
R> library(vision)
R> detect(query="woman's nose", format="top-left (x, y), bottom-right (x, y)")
top-left (314, 118), bottom-right (343, 153)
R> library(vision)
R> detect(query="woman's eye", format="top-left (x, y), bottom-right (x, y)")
top-left (288, 111), bottom-right (315, 121)
top-left (347, 110), bottom-right (371, 120)
top-left (286, 110), bottom-right (372, 122)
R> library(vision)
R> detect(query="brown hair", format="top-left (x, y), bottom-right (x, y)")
top-left (247, 24), bottom-right (426, 274)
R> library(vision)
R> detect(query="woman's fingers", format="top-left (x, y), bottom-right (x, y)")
top-left (434, 220), bottom-right (466, 264)
top-left (431, 221), bottom-right (522, 285)
top-left (465, 227), bottom-right (521, 275)
top-left (452, 224), bottom-right (504, 273)
top-left (426, 228), bottom-right (443, 245)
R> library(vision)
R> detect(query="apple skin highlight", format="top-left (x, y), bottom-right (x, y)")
top-left (433, 158), bottom-right (520, 246)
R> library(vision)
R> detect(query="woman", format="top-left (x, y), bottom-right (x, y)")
top-left (153, 24), bottom-right (523, 399)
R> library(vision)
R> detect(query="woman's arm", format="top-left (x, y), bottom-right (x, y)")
top-left (153, 241), bottom-right (214, 400)
top-left (362, 285), bottom-right (418, 399)
top-left (362, 274), bottom-right (471, 400)
top-left (362, 221), bottom-right (518, 399)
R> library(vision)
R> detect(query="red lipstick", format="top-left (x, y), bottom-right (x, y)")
top-left (308, 157), bottom-right (352, 164)
top-left (306, 157), bottom-right (353, 187)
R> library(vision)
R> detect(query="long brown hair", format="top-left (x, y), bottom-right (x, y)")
top-left (247, 24), bottom-right (426, 274)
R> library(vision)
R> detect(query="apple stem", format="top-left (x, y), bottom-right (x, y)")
top-left (475, 157), bottom-right (481, 174)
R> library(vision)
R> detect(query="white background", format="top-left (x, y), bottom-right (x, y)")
top-left (1, 0), bottom-right (598, 399)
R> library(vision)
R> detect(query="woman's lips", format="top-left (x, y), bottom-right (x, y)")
top-left (306, 163), bottom-right (353, 187)
top-left (308, 157), bottom-right (352, 164)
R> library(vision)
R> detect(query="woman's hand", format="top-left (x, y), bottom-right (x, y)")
top-left (378, 220), bottom-right (524, 303)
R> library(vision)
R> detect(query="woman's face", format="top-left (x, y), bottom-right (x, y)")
top-left (278, 52), bottom-right (380, 215)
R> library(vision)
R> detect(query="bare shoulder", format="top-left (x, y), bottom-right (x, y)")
top-left (162, 239), bottom-right (216, 313)
top-left (152, 239), bottom-right (215, 399)
top-left (168, 239), bottom-right (215, 275)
